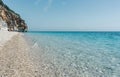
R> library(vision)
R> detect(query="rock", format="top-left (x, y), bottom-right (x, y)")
top-left (0, 0), bottom-right (28, 32)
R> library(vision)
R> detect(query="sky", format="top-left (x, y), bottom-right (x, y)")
top-left (3, 0), bottom-right (120, 31)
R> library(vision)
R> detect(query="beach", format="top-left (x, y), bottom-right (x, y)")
top-left (0, 31), bottom-right (38, 77)
top-left (1, 31), bottom-right (120, 77)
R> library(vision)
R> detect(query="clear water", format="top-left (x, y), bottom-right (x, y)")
top-left (25, 31), bottom-right (120, 77)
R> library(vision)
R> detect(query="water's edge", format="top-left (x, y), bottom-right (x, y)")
top-left (24, 32), bottom-right (120, 77)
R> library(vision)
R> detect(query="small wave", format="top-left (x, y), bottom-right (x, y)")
top-left (32, 42), bottom-right (39, 48)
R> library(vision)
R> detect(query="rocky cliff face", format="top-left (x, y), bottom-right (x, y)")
top-left (0, 0), bottom-right (28, 32)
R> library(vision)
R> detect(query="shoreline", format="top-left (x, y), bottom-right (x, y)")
top-left (0, 31), bottom-right (38, 77)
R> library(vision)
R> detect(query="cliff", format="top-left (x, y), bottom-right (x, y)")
top-left (0, 0), bottom-right (28, 32)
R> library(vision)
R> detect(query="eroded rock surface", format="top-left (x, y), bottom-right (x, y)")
top-left (0, 0), bottom-right (28, 32)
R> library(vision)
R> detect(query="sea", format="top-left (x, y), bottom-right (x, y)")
top-left (24, 31), bottom-right (120, 77)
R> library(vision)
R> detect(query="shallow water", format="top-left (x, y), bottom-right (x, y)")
top-left (25, 32), bottom-right (120, 77)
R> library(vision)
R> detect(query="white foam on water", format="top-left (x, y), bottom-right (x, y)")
top-left (32, 42), bottom-right (39, 48)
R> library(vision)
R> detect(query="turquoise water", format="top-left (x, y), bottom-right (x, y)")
top-left (25, 32), bottom-right (120, 77)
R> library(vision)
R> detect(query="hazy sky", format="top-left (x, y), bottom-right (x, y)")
top-left (3, 0), bottom-right (120, 31)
